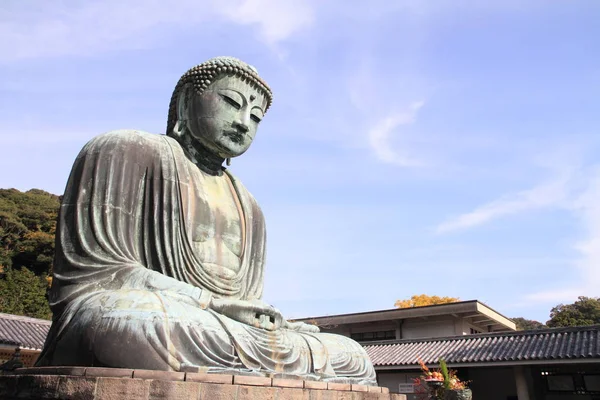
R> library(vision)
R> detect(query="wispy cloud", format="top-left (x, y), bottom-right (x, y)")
top-left (434, 160), bottom-right (600, 305)
top-left (0, 0), bottom-right (313, 63)
top-left (527, 166), bottom-right (600, 304)
top-left (213, 0), bottom-right (313, 47)
top-left (436, 173), bottom-right (573, 234)
top-left (367, 101), bottom-right (426, 167)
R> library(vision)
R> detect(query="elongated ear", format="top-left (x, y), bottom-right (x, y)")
top-left (172, 84), bottom-right (193, 137)
top-left (177, 83), bottom-right (193, 122)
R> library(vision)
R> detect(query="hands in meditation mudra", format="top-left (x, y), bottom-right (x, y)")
top-left (37, 57), bottom-right (376, 385)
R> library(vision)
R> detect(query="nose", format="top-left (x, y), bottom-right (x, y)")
top-left (233, 110), bottom-right (250, 133)
top-left (233, 119), bottom-right (249, 133)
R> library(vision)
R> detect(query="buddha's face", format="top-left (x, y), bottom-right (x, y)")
top-left (186, 75), bottom-right (267, 159)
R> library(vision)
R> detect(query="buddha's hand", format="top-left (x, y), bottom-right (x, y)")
top-left (284, 321), bottom-right (320, 333)
top-left (209, 298), bottom-right (285, 331)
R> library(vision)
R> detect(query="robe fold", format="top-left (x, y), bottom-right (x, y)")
top-left (36, 130), bottom-right (376, 384)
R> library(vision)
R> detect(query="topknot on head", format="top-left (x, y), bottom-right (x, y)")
top-left (167, 56), bottom-right (273, 135)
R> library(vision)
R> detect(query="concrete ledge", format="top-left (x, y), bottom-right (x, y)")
top-left (0, 368), bottom-right (407, 400)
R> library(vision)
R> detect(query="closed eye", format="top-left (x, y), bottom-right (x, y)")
top-left (221, 94), bottom-right (241, 109)
top-left (250, 114), bottom-right (261, 123)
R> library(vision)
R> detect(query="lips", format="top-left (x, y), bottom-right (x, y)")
top-left (223, 130), bottom-right (246, 144)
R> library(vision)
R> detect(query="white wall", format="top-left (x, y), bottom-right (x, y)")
top-left (318, 314), bottom-right (497, 341)
top-left (402, 317), bottom-right (457, 339)
top-left (377, 371), bottom-right (421, 400)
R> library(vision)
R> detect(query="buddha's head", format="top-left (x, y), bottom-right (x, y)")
top-left (167, 57), bottom-right (273, 162)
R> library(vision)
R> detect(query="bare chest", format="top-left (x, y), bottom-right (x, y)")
top-left (188, 171), bottom-right (244, 264)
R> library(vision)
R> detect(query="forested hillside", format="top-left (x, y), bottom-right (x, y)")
top-left (0, 188), bottom-right (60, 320)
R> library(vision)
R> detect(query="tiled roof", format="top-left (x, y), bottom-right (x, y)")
top-left (365, 325), bottom-right (600, 368)
top-left (0, 313), bottom-right (51, 351)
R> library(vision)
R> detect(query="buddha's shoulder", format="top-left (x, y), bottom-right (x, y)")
top-left (81, 130), bottom-right (179, 155)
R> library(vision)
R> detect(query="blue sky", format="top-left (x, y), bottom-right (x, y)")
top-left (1, 0), bottom-right (599, 323)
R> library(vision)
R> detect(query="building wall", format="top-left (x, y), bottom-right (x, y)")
top-left (321, 315), bottom-right (472, 341)
top-left (467, 367), bottom-right (518, 400)
top-left (545, 395), bottom-right (594, 400)
top-left (402, 317), bottom-right (457, 339)
top-left (376, 371), bottom-right (421, 400)
top-left (0, 345), bottom-right (40, 367)
top-left (323, 321), bottom-right (396, 337)
top-left (375, 367), bottom-right (520, 400)
top-left (532, 363), bottom-right (600, 400)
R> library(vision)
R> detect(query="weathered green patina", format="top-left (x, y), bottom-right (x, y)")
top-left (36, 57), bottom-right (376, 385)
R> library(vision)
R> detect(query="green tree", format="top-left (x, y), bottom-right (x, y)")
top-left (0, 189), bottom-right (59, 275)
top-left (0, 188), bottom-right (60, 320)
top-left (512, 317), bottom-right (546, 331)
top-left (546, 296), bottom-right (600, 328)
top-left (0, 267), bottom-right (52, 320)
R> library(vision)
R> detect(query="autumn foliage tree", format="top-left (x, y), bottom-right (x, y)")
top-left (395, 294), bottom-right (460, 309)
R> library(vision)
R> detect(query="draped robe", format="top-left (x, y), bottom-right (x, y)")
top-left (36, 130), bottom-right (376, 384)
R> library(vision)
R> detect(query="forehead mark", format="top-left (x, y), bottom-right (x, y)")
top-left (211, 75), bottom-right (267, 110)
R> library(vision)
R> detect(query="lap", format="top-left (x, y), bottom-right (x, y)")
top-left (53, 289), bottom-right (373, 383)
top-left (60, 289), bottom-right (236, 369)
top-left (80, 289), bottom-right (223, 329)
top-left (76, 289), bottom-right (367, 358)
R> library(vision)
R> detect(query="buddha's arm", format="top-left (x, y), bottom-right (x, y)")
top-left (120, 267), bottom-right (213, 309)
top-left (122, 268), bottom-right (286, 330)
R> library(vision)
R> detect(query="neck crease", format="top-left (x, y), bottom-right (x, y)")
top-left (180, 135), bottom-right (225, 176)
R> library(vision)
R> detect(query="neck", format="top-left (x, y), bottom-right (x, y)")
top-left (180, 134), bottom-right (225, 176)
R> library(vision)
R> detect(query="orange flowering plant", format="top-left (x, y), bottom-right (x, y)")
top-left (413, 357), bottom-right (470, 399)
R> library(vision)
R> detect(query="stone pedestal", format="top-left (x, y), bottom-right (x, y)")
top-left (0, 367), bottom-right (407, 400)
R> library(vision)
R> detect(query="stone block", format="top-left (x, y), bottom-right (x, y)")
top-left (16, 375), bottom-right (61, 399)
top-left (276, 387), bottom-right (310, 400)
top-left (363, 393), bottom-right (386, 400)
top-left (149, 380), bottom-right (200, 400)
top-left (199, 382), bottom-right (239, 400)
top-left (336, 391), bottom-right (358, 400)
top-left (0, 375), bottom-right (19, 398)
top-left (233, 374), bottom-right (272, 386)
top-left (56, 376), bottom-right (98, 400)
top-left (0, 372), bottom-right (401, 400)
top-left (96, 377), bottom-right (150, 400)
top-left (308, 388), bottom-right (337, 400)
top-left (237, 385), bottom-right (278, 400)
top-left (86, 367), bottom-right (134, 378)
top-left (14, 367), bottom-right (87, 377)
top-left (185, 372), bottom-right (233, 384)
top-left (134, 369), bottom-right (185, 381)
top-left (273, 378), bottom-right (304, 388)
top-left (381, 387), bottom-right (389, 394)
top-left (327, 382), bottom-right (351, 391)
top-left (304, 380), bottom-right (328, 390)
